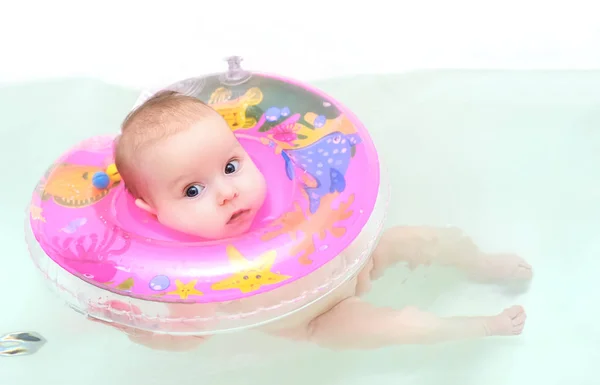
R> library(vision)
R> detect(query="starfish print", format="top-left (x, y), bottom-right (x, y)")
top-left (167, 279), bottom-right (203, 300)
top-left (211, 245), bottom-right (291, 294)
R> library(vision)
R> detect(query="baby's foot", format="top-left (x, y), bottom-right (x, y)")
top-left (468, 253), bottom-right (533, 282)
top-left (485, 305), bottom-right (527, 336)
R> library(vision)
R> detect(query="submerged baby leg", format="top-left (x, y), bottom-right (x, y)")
top-left (89, 301), bottom-right (211, 351)
top-left (370, 226), bottom-right (533, 282)
top-left (304, 297), bottom-right (526, 350)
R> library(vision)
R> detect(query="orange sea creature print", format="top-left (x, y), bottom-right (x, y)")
top-left (261, 193), bottom-right (355, 264)
top-left (38, 163), bottom-right (120, 208)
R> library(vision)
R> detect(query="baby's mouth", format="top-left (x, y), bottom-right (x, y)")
top-left (228, 209), bottom-right (251, 224)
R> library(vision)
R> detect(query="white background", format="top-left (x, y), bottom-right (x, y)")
top-left (1, 0), bottom-right (599, 89)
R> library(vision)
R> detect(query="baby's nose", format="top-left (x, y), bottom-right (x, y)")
top-left (218, 186), bottom-right (238, 205)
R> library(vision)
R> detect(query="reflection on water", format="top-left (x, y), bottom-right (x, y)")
top-left (1, 71), bottom-right (599, 384)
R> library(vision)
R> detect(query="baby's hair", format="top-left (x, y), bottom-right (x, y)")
top-left (115, 90), bottom-right (218, 199)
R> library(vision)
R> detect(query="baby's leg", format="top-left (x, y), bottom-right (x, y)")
top-left (370, 226), bottom-right (532, 282)
top-left (125, 329), bottom-right (208, 352)
top-left (306, 296), bottom-right (526, 350)
top-left (90, 301), bottom-right (210, 351)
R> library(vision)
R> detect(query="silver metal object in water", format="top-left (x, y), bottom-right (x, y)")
top-left (0, 331), bottom-right (47, 357)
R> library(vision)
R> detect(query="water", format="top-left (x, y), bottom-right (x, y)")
top-left (1, 71), bottom-right (598, 384)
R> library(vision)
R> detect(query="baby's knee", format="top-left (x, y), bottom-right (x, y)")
top-left (355, 258), bottom-right (374, 294)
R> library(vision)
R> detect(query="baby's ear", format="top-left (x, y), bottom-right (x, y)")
top-left (135, 198), bottom-right (157, 215)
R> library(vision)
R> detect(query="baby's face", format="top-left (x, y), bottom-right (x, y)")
top-left (136, 116), bottom-right (267, 239)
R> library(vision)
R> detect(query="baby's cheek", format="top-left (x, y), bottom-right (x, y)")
top-left (245, 168), bottom-right (267, 198)
top-left (192, 204), bottom-right (224, 228)
top-left (159, 204), bottom-right (196, 229)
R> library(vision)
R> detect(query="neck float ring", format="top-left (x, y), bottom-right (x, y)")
top-left (25, 57), bottom-right (389, 336)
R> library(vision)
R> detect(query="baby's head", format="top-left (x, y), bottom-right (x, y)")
top-left (115, 91), bottom-right (267, 240)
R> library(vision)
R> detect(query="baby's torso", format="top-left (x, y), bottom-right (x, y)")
top-left (161, 226), bottom-right (380, 337)
top-left (221, 227), bottom-right (378, 336)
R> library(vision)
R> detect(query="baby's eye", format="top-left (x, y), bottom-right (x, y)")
top-left (185, 184), bottom-right (204, 198)
top-left (224, 159), bottom-right (240, 175)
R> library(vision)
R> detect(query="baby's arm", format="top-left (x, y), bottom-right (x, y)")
top-left (305, 297), bottom-right (526, 350)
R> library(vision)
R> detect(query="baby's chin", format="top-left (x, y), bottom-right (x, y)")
top-left (224, 222), bottom-right (254, 238)
top-left (182, 215), bottom-right (256, 240)
top-left (190, 224), bottom-right (252, 241)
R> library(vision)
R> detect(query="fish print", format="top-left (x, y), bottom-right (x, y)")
top-left (38, 163), bottom-right (120, 208)
top-left (282, 131), bottom-right (362, 213)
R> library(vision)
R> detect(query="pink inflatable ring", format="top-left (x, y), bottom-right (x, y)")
top-left (25, 60), bottom-right (389, 334)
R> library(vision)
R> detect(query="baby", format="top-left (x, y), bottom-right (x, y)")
top-left (108, 90), bottom-right (533, 351)
top-left (115, 91), bottom-right (267, 240)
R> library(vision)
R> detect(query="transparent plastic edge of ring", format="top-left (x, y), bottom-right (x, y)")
top-left (24, 56), bottom-right (390, 336)
top-left (24, 164), bottom-right (389, 336)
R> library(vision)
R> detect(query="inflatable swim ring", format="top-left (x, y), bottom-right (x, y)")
top-left (25, 57), bottom-right (389, 334)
